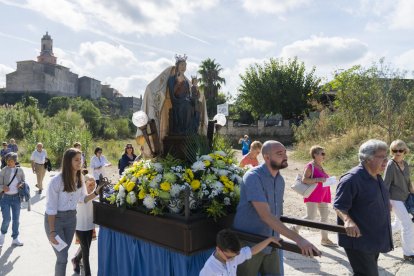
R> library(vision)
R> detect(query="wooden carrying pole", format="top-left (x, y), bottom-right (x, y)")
top-left (280, 216), bottom-right (346, 234)
top-left (233, 230), bottom-right (320, 256)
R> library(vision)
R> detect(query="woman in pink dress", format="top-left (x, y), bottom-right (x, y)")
top-left (292, 145), bottom-right (336, 247)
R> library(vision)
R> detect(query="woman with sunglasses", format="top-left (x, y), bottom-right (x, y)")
top-left (118, 144), bottom-right (137, 175)
top-left (383, 140), bottom-right (414, 262)
top-left (292, 145), bottom-right (336, 247)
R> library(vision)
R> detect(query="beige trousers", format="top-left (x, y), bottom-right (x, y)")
top-left (295, 202), bottom-right (330, 240)
top-left (34, 163), bottom-right (46, 190)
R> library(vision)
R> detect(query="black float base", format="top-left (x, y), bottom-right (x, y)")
top-left (93, 202), bottom-right (234, 255)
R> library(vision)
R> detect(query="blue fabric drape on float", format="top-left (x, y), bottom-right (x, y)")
top-left (98, 227), bottom-right (214, 276)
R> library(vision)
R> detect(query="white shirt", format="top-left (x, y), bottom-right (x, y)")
top-left (76, 198), bottom-right (95, 231)
top-left (5, 167), bottom-right (19, 195)
top-left (90, 155), bottom-right (109, 180)
top-left (199, 247), bottom-right (252, 276)
top-left (45, 173), bottom-right (87, 215)
top-left (31, 149), bottom-right (47, 164)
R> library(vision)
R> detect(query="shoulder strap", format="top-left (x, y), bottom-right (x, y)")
top-left (392, 159), bottom-right (404, 174)
top-left (311, 163), bottom-right (315, 179)
top-left (392, 159), bottom-right (411, 187)
top-left (7, 169), bottom-right (18, 187)
top-left (304, 163), bottom-right (315, 178)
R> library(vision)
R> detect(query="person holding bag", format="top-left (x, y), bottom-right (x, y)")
top-left (0, 152), bottom-right (25, 247)
top-left (291, 145), bottom-right (336, 247)
top-left (383, 139), bottom-right (414, 262)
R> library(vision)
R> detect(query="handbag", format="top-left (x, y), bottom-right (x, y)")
top-left (405, 193), bottom-right (414, 216)
top-left (291, 163), bottom-right (317, 197)
top-left (18, 181), bottom-right (31, 202)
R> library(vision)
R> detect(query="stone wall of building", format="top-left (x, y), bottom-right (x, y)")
top-left (44, 65), bottom-right (78, 96)
top-left (6, 61), bottom-right (78, 96)
top-left (6, 61), bottom-right (45, 92)
top-left (116, 96), bottom-right (142, 115)
top-left (218, 119), bottom-right (294, 144)
top-left (78, 76), bottom-right (101, 99)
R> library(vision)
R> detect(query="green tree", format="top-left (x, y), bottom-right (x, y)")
top-left (238, 57), bottom-right (320, 119)
top-left (46, 97), bottom-right (71, 116)
top-left (329, 59), bottom-right (414, 143)
top-left (198, 58), bottom-right (226, 117)
top-left (78, 100), bottom-right (102, 137)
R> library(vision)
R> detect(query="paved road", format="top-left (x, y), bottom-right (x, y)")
top-left (0, 166), bottom-right (413, 275)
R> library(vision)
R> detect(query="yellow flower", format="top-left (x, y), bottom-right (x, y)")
top-left (125, 181), bottom-right (135, 192)
top-left (224, 181), bottom-right (234, 192)
top-left (220, 175), bottom-right (229, 183)
top-left (186, 169), bottom-right (194, 180)
top-left (191, 180), bottom-right (201, 190)
top-left (114, 183), bottom-right (120, 191)
top-left (134, 168), bottom-right (148, 178)
top-left (119, 176), bottom-right (127, 183)
top-left (160, 181), bottom-right (171, 192)
top-left (203, 160), bottom-right (211, 167)
top-left (149, 188), bottom-right (159, 198)
top-left (138, 189), bottom-right (146, 199)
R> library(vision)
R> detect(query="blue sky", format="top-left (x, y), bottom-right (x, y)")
top-left (1, 0), bottom-right (414, 98)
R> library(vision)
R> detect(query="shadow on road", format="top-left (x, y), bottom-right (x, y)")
top-left (0, 245), bottom-right (19, 276)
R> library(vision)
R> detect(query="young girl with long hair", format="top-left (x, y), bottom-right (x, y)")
top-left (45, 148), bottom-right (101, 276)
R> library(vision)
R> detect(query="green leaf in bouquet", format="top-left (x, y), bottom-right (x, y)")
top-left (183, 134), bottom-right (211, 164)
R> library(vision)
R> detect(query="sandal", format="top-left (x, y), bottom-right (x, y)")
top-left (321, 239), bottom-right (337, 247)
top-left (403, 255), bottom-right (414, 262)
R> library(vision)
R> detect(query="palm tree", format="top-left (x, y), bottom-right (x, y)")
top-left (197, 58), bottom-right (226, 100)
top-left (197, 59), bottom-right (226, 118)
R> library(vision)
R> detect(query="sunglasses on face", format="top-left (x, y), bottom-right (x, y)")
top-left (319, 152), bottom-right (326, 156)
top-left (392, 149), bottom-right (405, 153)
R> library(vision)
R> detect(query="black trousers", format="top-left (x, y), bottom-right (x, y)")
top-left (345, 248), bottom-right (379, 276)
top-left (75, 230), bottom-right (93, 276)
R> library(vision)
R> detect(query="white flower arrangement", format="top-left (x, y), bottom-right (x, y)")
top-left (106, 151), bottom-right (245, 219)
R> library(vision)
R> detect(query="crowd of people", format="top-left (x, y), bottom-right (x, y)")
top-left (1, 135), bottom-right (414, 275)
top-left (208, 136), bottom-right (412, 276)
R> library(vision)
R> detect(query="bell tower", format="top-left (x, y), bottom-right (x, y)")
top-left (37, 32), bottom-right (57, 65)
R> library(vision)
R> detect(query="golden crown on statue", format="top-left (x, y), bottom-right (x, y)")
top-left (174, 54), bottom-right (187, 63)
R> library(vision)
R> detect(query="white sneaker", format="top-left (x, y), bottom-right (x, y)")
top-left (0, 233), bottom-right (5, 246)
top-left (12, 237), bottom-right (23, 246)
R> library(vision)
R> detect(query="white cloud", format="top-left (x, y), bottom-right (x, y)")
top-left (281, 36), bottom-right (368, 65)
top-left (3, 0), bottom-right (219, 37)
top-left (237, 37), bottom-right (276, 52)
top-left (394, 49), bottom-right (414, 74)
top-left (388, 0), bottom-right (414, 30)
top-left (0, 64), bottom-right (14, 88)
top-left (222, 58), bottom-right (267, 96)
top-left (78, 41), bottom-right (138, 69)
top-left (242, 0), bottom-right (310, 14)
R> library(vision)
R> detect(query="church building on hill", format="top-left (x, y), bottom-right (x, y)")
top-left (5, 32), bottom-right (142, 112)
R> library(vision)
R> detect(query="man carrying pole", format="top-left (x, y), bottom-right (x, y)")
top-left (233, 140), bottom-right (320, 276)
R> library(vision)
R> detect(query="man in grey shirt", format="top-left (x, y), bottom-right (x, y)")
top-left (233, 140), bottom-right (320, 276)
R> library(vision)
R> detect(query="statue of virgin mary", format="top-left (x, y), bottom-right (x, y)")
top-left (136, 55), bottom-right (208, 156)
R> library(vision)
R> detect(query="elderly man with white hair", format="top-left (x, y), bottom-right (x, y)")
top-left (334, 139), bottom-right (393, 276)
